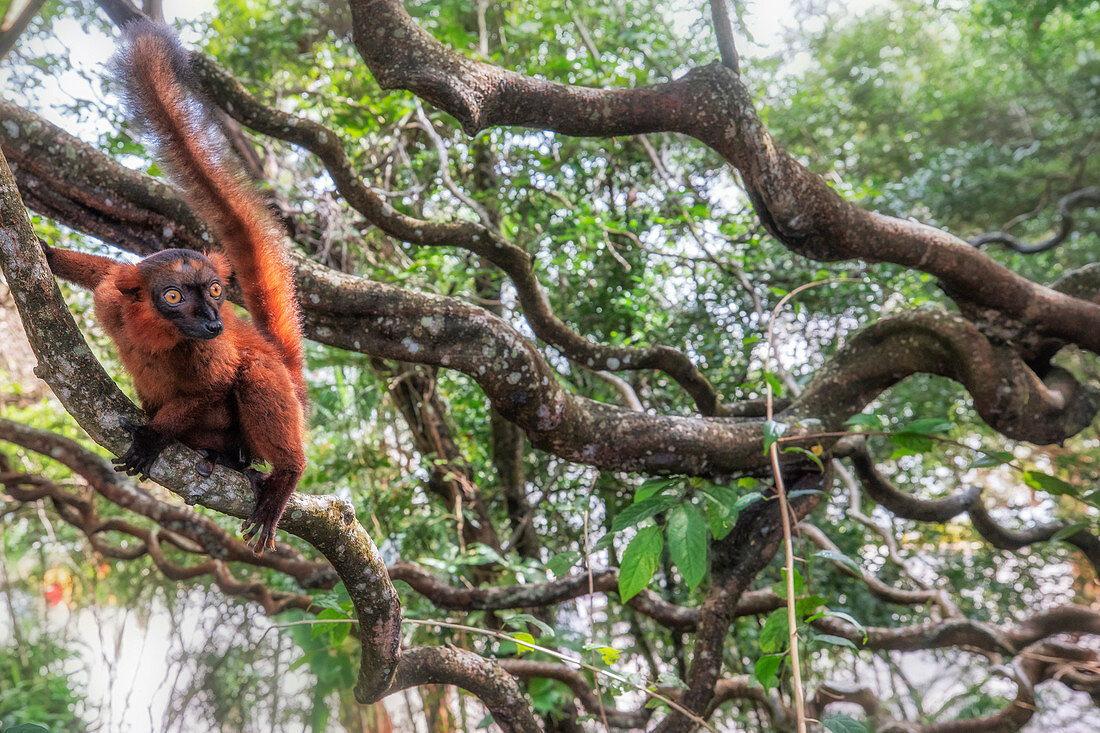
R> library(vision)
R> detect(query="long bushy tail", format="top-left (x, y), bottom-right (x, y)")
top-left (114, 22), bottom-right (305, 395)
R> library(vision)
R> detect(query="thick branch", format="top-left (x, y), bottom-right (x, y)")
top-left (787, 309), bottom-right (1097, 445)
top-left (389, 646), bottom-right (543, 733)
top-left (849, 442), bottom-right (981, 522)
top-left (812, 604), bottom-right (1100, 655)
top-left (346, 0), bottom-right (1100, 354)
top-left (0, 417), bottom-right (338, 587)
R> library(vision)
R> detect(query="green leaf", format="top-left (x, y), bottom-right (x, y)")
top-left (823, 713), bottom-right (869, 733)
top-left (795, 594), bottom-right (827, 616)
top-left (764, 370), bottom-right (784, 398)
top-left (1022, 471), bottom-right (1075, 496)
top-left (697, 481), bottom-right (739, 510)
top-left (813, 633), bottom-right (858, 650)
top-left (754, 654), bottom-right (783, 691)
top-left (825, 611), bottom-right (867, 643)
top-left (667, 503), bottom-right (708, 590)
top-left (618, 525), bottom-right (663, 601)
top-left (704, 498), bottom-right (735, 540)
top-left (972, 451), bottom-right (1014, 468)
top-left (1051, 521), bottom-right (1089, 542)
top-left (504, 613), bottom-right (556, 638)
top-left (783, 445), bottom-right (825, 471)
top-left (547, 551), bottom-right (581, 577)
top-left (888, 431), bottom-right (933, 457)
top-left (313, 607), bottom-right (352, 640)
top-left (763, 420), bottom-right (787, 455)
top-left (844, 413), bottom-right (884, 431)
top-left (331, 620), bottom-right (351, 645)
top-left (898, 417), bottom-right (952, 435)
top-left (813, 549), bottom-right (862, 574)
top-left (634, 477), bottom-right (680, 503)
top-left (584, 643), bottom-right (621, 664)
top-left (733, 491), bottom-right (764, 512)
top-left (611, 494), bottom-right (680, 533)
top-left (700, 483), bottom-right (762, 520)
top-left (760, 609), bottom-right (789, 653)
top-left (512, 632), bottom-right (537, 654)
top-left (773, 567), bottom-right (804, 599)
top-left (311, 592), bottom-right (345, 612)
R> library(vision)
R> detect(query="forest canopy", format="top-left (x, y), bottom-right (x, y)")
top-left (0, 0), bottom-right (1098, 731)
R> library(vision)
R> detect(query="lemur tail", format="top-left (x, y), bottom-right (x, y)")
top-left (114, 22), bottom-right (305, 398)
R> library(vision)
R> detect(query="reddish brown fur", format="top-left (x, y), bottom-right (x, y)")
top-left (45, 25), bottom-right (307, 553)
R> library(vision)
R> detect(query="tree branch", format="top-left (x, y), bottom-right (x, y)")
top-left (707, 0), bottom-right (740, 74)
top-left (0, 469), bottom-right (314, 614)
top-left (389, 646), bottom-right (543, 733)
top-left (0, 0), bottom-right (47, 61)
top-left (0, 417), bottom-right (338, 587)
top-left (970, 187), bottom-right (1100, 254)
top-left (345, 0), bottom-right (1100, 355)
top-left (848, 439), bottom-right (1100, 575)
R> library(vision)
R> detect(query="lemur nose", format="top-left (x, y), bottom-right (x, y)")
top-left (204, 320), bottom-right (223, 336)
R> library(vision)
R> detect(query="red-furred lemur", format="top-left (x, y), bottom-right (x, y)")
top-left (42, 22), bottom-right (306, 554)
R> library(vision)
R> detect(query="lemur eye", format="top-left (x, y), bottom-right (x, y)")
top-left (209, 282), bottom-right (222, 298)
top-left (163, 288), bottom-right (182, 305)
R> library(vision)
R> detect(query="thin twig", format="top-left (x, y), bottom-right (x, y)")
top-left (707, 0), bottom-right (740, 74)
top-left (764, 277), bottom-right (875, 733)
top-left (582, 474), bottom-right (611, 731)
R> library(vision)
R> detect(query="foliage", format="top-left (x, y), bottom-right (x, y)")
top-left (0, 618), bottom-right (84, 730)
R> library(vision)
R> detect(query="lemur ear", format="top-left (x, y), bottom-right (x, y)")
top-left (114, 265), bottom-right (145, 300)
top-left (209, 252), bottom-right (232, 280)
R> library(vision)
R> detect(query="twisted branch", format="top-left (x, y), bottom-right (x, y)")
top-left (848, 440), bottom-right (1100, 575)
top-left (971, 187), bottom-right (1100, 254)
top-left (345, 0), bottom-right (1100, 355)
top-left (389, 646), bottom-right (543, 733)
top-left (812, 604), bottom-right (1100, 655)
top-left (0, 470), bottom-right (313, 614)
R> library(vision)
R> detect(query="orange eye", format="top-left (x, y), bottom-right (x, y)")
top-left (209, 282), bottom-right (222, 298)
top-left (163, 288), bottom-right (182, 305)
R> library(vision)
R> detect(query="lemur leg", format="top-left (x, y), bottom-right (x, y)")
top-left (234, 360), bottom-right (306, 554)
